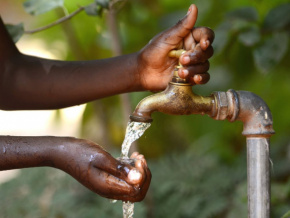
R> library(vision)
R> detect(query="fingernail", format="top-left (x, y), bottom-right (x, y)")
top-left (183, 56), bottom-right (190, 64)
top-left (205, 40), bottom-right (210, 47)
top-left (202, 40), bottom-right (210, 49)
top-left (194, 74), bottom-right (202, 82)
top-left (187, 5), bottom-right (192, 15)
top-left (182, 69), bottom-right (189, 77)
top-left (128, 169), bottom-right (141, 183)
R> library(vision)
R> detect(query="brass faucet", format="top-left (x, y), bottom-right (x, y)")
top-left (130, 49), bottom-right (215, 123)
top-left (129, 49), bottom-right (276, 218)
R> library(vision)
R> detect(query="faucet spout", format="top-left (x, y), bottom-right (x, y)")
top-left (130, 82), bottom-right (215, 122)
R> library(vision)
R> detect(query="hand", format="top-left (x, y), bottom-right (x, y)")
top-left (56, 138), bottom-right (151, 202)
top-left (136, 4), bottom-right (214, 91)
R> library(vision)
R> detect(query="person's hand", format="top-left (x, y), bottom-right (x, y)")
top-left (136, 4), bottom-right (214, 91)
top-left (56, 138), bottom-right (151, 202)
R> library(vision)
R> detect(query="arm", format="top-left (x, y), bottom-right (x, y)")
top-left (0, 17), bottom-right (140, 110)
top-left (0, 4), bottom-right (214, 110)
top-left (0, 135), bottom-right (151, 202)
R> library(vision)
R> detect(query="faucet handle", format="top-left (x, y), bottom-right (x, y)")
top-left (168, 49), bottom-right (191, 84)
top-left (168, 49), bottom-right (186, 58)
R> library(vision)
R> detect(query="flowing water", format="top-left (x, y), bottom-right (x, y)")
top-left (120, 121), bottom-right (151, 218)
top-left (121, 121), bottom-right (151, 158)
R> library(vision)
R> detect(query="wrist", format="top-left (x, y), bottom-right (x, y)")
top-left (0, 136), bottom-right (57, 171)
top-left (126, 52), bottom-right (145, 92)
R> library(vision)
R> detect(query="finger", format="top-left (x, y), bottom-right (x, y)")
top-left (92, 151), bottom-right (134, 182)
top-left (134, 161), bottom-right (151, 202)
top-left (191, 27), bottom-right (215, 50)
top-left (124, 158), bottom-right (151, 202)
top-left (88, 166), bottom-right (134, 198)
top-left (136, 154), bottom-right (145, 160)
top-left (155, 4), bottom-right (198, 47)
top-left (130, 151), bottom-right (140, 159)
top-left (128, 159), bottom-right (144, 185)
top-left (178, 61), bottom-right (210, 78)
top-left (180, 45), bottom-right (214, 65)
top-left (136, 154), bottom-right (147, 168)
top-left (189, 73), bottom-right (210, 85)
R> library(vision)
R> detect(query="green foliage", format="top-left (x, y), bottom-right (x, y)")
top-left (2, 0), bottom-right (290, 217)
top-left (253, 32), bottom-right (289, 73)
top-left (263, 3), bottom-right (290, 31)
top-left (282, 210), bottom-right (290, 218)
top-left (4, 23), bottom-right (24, 43)
top-left (23, 0), bottom-right (64, 15)
top-left (149, 148), bottom-right (247, 218)
top-left (84, 0), bottom-right (110, 16)
top-left (213, 3), bottom-right (290, 73)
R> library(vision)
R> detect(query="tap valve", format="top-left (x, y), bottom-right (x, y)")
top-left (168, 49), bottom-right (191, 84)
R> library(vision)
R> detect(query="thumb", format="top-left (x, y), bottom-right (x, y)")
top-left (161, 4), bottom-right (198, 46)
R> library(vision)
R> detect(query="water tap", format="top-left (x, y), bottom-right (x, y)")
top-left (129, 49), bottom-right (216, 123)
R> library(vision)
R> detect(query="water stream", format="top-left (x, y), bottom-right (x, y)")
top-left (120, 121), bottom-right (151, 218)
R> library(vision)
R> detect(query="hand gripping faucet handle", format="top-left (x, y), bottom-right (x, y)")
top-left (168, 49), bottom-right (191, 84)
top-left (168, 49), bottom-right (186, 58)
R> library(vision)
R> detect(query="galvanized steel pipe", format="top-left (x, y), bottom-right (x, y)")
top-left (213, 90), bottom-right (274, 218)
top-left (247, 137), bottom-right (271, 218)
top-left (130, 84), bottom-right (274, 217)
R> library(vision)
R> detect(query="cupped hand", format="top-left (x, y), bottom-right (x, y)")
top-left (57, 138), bottom-right (151, 202)
top-left (136, 4), bottom-right (214, 91)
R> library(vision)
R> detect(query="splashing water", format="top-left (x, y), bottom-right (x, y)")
top-left (121, 121), bottom-right (151, 218)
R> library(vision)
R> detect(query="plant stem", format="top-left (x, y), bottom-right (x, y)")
top-left (24, 6), bottom-right (86, 34)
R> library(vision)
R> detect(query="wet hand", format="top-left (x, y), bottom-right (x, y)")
top-left (137, 4), bottom-right (214, 91)
top-left (57, 139), bottom-right (151, 202)
top-left (87, 150), bottom-right (151, 202)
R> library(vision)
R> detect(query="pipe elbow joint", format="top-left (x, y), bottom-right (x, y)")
top-left (213, 90), bottom-right (275, 137)
top-left (236, 90), bottom-right (275, 136)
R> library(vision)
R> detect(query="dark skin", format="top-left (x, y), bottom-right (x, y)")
top-left (0, 136), bottom-right (149, 202)
top-left (0, 4), bottom-right (214, 202)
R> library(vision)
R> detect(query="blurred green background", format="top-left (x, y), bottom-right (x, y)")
top-left (0, 0), bottom-right (290, 217)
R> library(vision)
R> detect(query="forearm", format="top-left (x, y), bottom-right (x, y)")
top-left (0, 135), bottom-right (66, 171)
top-left (0, 52), bottom-right (142, 110)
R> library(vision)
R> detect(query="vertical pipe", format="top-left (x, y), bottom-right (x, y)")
top-left (247, 137), bottom-right (270, 218)
top-left (213, 90), bottom-right (274, 217)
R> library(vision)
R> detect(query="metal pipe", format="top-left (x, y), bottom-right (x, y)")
top-left (247, 137), bottom-right (270, 218)
top-left (213, 90), bottom-right (274, 218)
top-left (130, 48), bottom-right (274, 216)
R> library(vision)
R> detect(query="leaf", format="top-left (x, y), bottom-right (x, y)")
top-left (253, 32), bottom-right (289, 73)
top-left (226, 7), bottom-right (258, 22)
top-left (212, 21), bottom-right (232, 54)
top-left (231, 19), bottom-right (252, 32)
top-left (84, 3), bottom-right (103, 16)
top-left (95, 0), bottom-right (110, 9)
top-left (23, 0), bottom-right (64, 16)
top-left (263, 3), bottom-right (290, 31)
top-left (282, 210), bottom-right (290, 218)
top-left (238, 25), bottom-right (261, 46)
top-left (5, 23), bottom-right (24, 43)
top-left (85, 0), bottom-right (110, 16)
